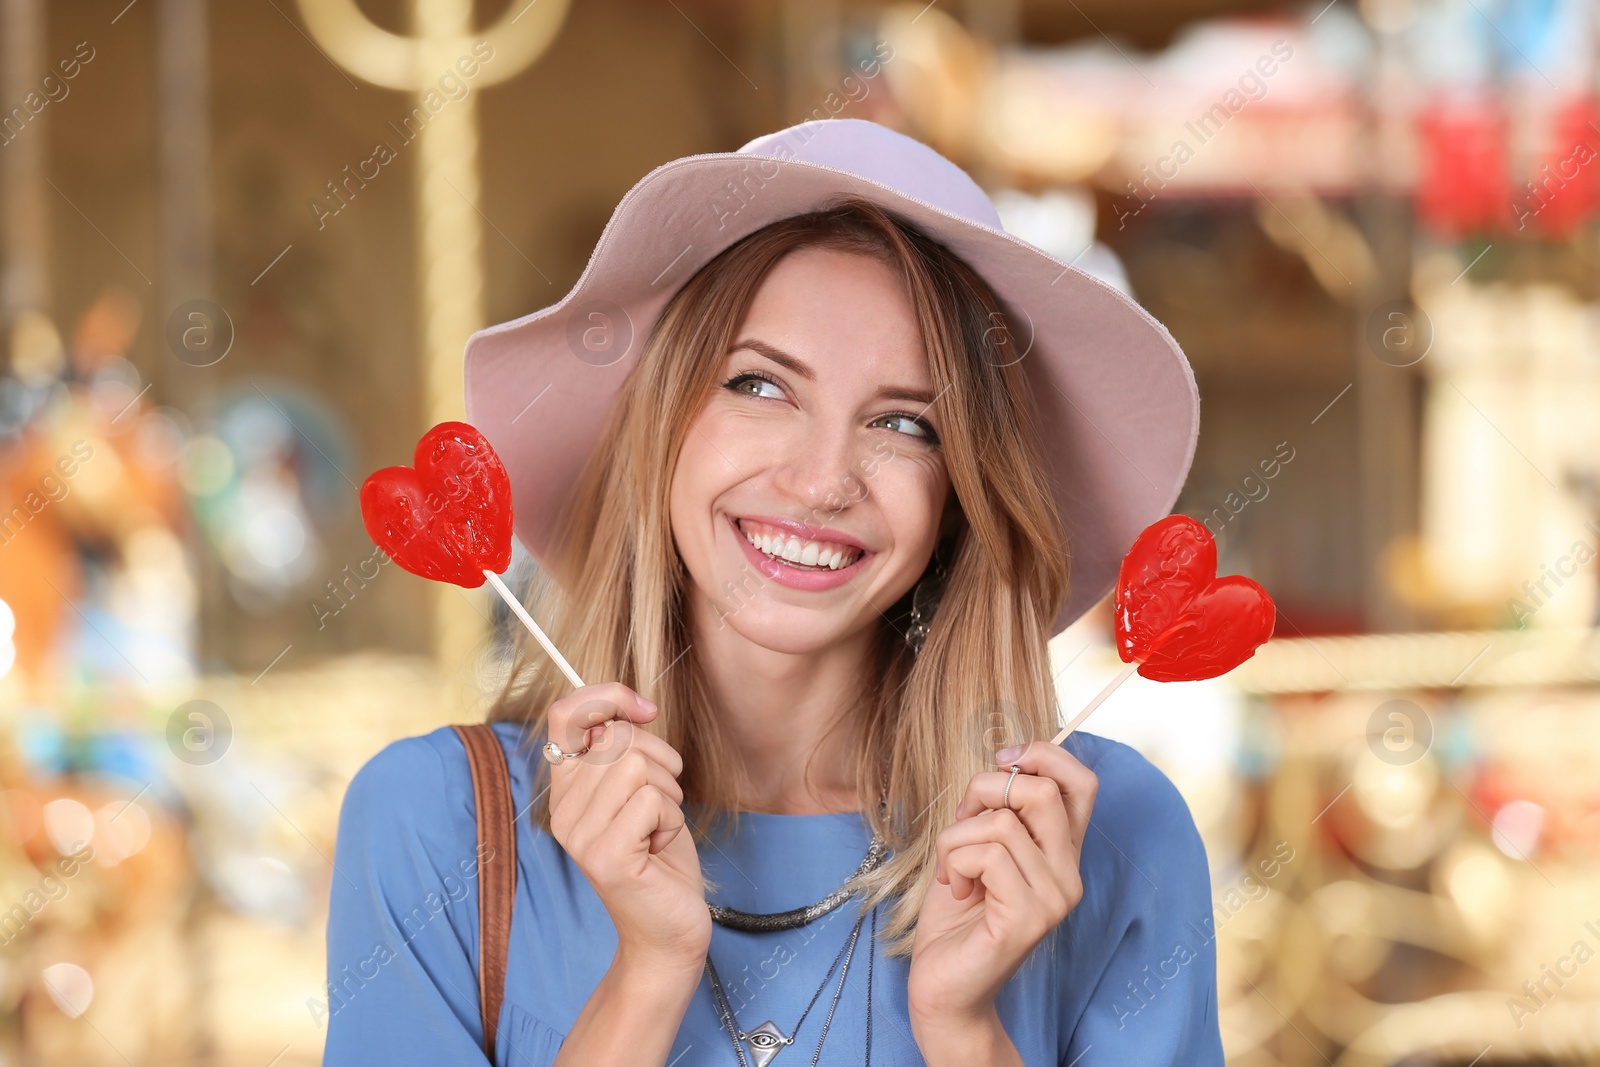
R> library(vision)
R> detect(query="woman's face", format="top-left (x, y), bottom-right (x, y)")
top-left (669, 245), bottom-right (953, 655)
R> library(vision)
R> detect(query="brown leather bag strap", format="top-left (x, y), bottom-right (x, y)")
top-left (453, 723), bottom-right (517, 1064)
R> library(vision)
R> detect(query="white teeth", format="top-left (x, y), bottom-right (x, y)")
top-left (740, 522), bottom-right (860, 570)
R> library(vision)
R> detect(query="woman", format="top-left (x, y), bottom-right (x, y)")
top-left (323, 119), bottom-right (1220, 1066)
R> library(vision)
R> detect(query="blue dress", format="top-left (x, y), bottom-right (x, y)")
top-left (321, 721), bottom-right (1224, 1066)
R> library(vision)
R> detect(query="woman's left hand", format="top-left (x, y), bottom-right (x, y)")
top-left (907, 740), bottom-right (1099, 1028)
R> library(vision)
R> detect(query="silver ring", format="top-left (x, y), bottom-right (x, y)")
top-left (1003, 764), bottom-right (1021, 810)
top-left (543, 739), bottom-right (591, 765)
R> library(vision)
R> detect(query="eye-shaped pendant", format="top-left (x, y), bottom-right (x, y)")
top-left (744, 1020), bottom-right (790, 1067)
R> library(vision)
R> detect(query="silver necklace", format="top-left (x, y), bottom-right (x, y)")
top-left (707, 833), bottom-right (890, 932)
top-left (704, 901), bottom-right (875, 1067)
top-left (699, 796), bottom-right (888, 1063)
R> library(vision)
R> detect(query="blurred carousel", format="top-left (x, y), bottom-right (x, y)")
top-left (1, 0), bottom-right (1598, 1064)
top-left (880, 1), bottom-right (1600, 1063)
top-left (0, 0), bottom-right (568, 1060)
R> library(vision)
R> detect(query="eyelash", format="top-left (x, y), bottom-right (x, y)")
top-left (720, 370), bottom-right (942, 445)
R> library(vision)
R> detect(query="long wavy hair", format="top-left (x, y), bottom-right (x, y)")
top-left (487, 196), bottom-right (1069, 960)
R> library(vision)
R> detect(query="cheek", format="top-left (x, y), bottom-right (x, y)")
top-left (872, 450), bottom-right (948, 556)
top-left (668, 417), bottom-right (735, 561)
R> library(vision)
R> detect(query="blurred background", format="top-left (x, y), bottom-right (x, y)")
top-left (1, 0), bottom-right (1598, 1063)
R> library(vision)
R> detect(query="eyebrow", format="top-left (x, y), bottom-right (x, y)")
top-left (730, 338), bottom-right (938, 407)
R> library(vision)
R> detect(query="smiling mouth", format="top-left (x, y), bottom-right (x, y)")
top-left (734, 517), bottom-right (866, 571)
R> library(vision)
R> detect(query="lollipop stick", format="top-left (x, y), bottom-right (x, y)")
top-left (482, 569), bottom-right (586, 690)
top-left (1051, 661), bottom-right (1138, 745)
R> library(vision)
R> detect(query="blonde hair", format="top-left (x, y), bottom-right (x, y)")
top-left (488, 197), bottom-right (1069, 959)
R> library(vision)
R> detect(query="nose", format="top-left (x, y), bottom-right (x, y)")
top-left (768, 421), bottom-right (871, 519)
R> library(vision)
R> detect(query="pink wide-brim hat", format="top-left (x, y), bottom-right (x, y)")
top-left (463, 118), bottom-right (1199, 637)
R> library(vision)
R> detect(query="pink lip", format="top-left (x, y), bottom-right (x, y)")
top-left (727, 515), bottom-right (873, 592)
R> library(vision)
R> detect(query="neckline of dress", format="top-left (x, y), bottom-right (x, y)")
top-left (694, 809), bottom-right (870, 844)
top-left (692, 808), bottom-right (875, 853)
top-left (697, 808), bottom-right (878, 912)
top-left (721, 808), bottom-right (867, 819)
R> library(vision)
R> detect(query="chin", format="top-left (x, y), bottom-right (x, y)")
top-left (714, 603), bottom-right (859, 655)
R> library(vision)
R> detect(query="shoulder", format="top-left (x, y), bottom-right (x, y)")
top-left (1063, 730), bottom-right (1196, 831)
top-left (1060, 731), bottom-right (1211, 902)
top-left (336, 721), bottom-right (537, 863)
top-left (341, 725), bottom-right (469, 824)
top-left (1049, 734), bottom-right (1224, 1062)
top-left (325, 725), bottom-right (542, 1058)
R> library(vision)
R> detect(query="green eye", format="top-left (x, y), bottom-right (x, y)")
top-left (722, 371), bottom-right (941, 445)
top-left (876, 413), bottom-right (940, 444)
top-left (723, 372), bottom-right (784, 400)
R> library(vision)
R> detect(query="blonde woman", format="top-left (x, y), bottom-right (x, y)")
top-left (324, 119), bottom-right (1220, 1066)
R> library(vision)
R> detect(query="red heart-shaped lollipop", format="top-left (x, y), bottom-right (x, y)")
top-left (1112, 514), bottom-right (1275, 682)
top-left (359, 421), bottom-right (513, 588)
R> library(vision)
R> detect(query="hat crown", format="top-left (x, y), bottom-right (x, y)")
top-left (737, 119), bottom-right (1004, 232)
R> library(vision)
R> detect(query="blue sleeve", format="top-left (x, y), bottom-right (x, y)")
top-left (322, 731), bottom-right (495, 1066)
top-left (1059, 736), bottom-right (1224, 1066)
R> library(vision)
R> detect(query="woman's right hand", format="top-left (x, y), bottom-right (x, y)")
top-left (545, 683), bottom-right (711, 974)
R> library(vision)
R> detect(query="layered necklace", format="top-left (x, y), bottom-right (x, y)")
top-left (701, 806), bottom-right (892, 1067)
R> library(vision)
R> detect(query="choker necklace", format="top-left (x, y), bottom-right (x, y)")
top-left (704, 792), bottom-right (893, 934)
top-left (705, 900), bottom-right (875, 1067)
top-left (707, 833), bottom-right (890, 932)
top-left (700, 794), bottom-right (889, 1064)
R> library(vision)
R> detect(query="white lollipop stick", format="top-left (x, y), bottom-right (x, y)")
top-left (482, 569), bottom-right (586, 689)
top-left (1050, 661), bottom-right (1138, 745)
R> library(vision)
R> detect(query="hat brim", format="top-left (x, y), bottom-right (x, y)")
top-left (464, 150), bottom-right (1199, 638)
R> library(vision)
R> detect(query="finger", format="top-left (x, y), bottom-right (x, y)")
top-left (547, 720), bottom-right (685, 847)
top-left (943, 839), bottom-right (1031, 907)
top-left (960, 742), bottom-right (1098, 850)
top-left (572, 743), bottom-right (684, 826)
top-left (562, 743), bottom-right (683, 851)
top-left (546, 682), bottom-right (658, 754)
top-left (566, 766), bottom-right (680, 865)
top-left (575, 716), bottom-right (685, 778)
top-left (606, 786), bottom-right (685, 869)
top-left (952, 768), bottom-right (1075, 868)
top-left (622, 786), bottom-right (687, 857)
top-left (935, 808), bottom-right (1056, 901)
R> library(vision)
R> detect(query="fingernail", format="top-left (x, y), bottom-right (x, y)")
top-left (996, 744), bottom-right (1022, 762)
top-left (640, 696), bottom-right (658, 714)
